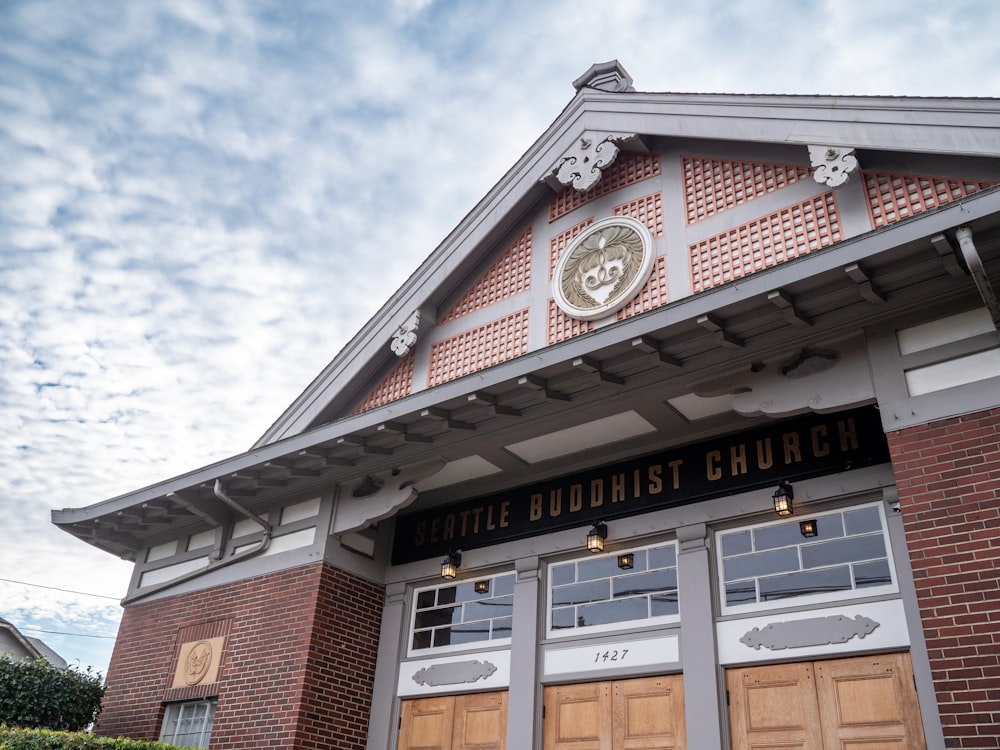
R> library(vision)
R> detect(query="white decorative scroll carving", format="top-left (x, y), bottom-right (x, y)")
top-left (809, 145), bottom-right (859, 187)
top-left (740, 614), bottom-right (880, 650)
top-left (412, 660), bottom-right (498, 686)
top-left (332, 459), bottom-right (447, 534)
top-left (390, 310), bottom-right (420, 357)
top-left (552, 132), bottom-right (636, 191)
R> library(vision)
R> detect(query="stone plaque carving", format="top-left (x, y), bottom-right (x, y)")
top-left (740, 614), bottom-right (879, 651)
top-left (411, 659), bottom-right (497, 687)
top-left (552, 216), bottom-right (654, 321)
top-left (171, 636), bottom-right (225, 688)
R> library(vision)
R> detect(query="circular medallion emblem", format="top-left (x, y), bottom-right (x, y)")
top-left (183, 640), bottom-right (213, 686)
top-left (552, 216), bottom-right (654, 320)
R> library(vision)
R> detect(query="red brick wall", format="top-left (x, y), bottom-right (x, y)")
top-left (887, 407), bottom-right (1000, 749)
top-left (98, 562), bottom-right (384, 749)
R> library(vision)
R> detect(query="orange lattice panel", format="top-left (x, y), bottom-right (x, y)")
top-left (862, 171), bottom-right (997, 228)
top-left (438, 227), bottom-right (532, 323)
top-left (617, 256), bottom-right (669, 320)
top-left (351, 351), bottom-right (415, 414)
top-left (547, 299), bottom-right (595, 345)
top-left (549, 217), bottom-right (594, 281)
top-left (549, 152), bottom-right (661, 222)
top-left (689, 193), bottom-right (842, 293)
top-left (427, 309), bottom-right (529, 387)
top-left (614, 193), bottom-right (664, 238)
top-left (683, 156), bottom-right (811, 224)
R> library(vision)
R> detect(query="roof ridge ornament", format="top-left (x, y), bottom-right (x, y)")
top-left (548, 131), bottom-right (638, 191)
top-left (808, 145), bottom-right (859, 187)
top-left (572, 60), bottom-right (635, 93)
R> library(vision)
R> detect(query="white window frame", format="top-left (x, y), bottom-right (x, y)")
top-left (716, 501), bottom-right (899, 617)
top-left (546, 540), bottom-right (680, 639)
top-left (159, 698), bottom-right (217, 749)
top-left (407, 571), bottom-right (515, 657)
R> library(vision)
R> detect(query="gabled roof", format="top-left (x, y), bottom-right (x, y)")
top-left (253, 63), bottom-right (1000, 447)
top-left (51, 62), bottom-right (1000, 560)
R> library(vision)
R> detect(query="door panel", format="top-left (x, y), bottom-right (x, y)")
top-left (614, 675), bottom-right (686, 750)
top-left (454, 692), bottom-right (507, 750)
top-left (727, 662), bottom-right (823, 750)
top-left (399, 695), bottom-right (456, 750)
top-left (727, 654), bottom-right (926, 750)
top-left (543, 682), bottom-right (611, 750)
top-left (815, 654), bottom-right (926, 750)
top-left (399, 692), bottom-right (506, 750)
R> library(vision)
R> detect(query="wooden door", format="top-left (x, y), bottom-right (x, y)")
top-left (543, 675), bottom-right (685, 750)
top-left (814, 653), bottom-right (926, 750)
top-left (398, 691), bottom-right (507, 750)
top-left (614, 675), bottom-right (686, 750)
top-left (727, 654), bottom-right (926, 750)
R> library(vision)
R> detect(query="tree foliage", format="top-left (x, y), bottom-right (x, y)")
top-left (0, 656), bottom-right (104, 732)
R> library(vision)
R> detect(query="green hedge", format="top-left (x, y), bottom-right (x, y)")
top-left (0, 656), bottom-right (103, 732)
top-left (0, 726), bottom-right (181, 749)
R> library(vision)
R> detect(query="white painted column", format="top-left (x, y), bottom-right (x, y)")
top-left (506, 556), bottom-right (540, 748)
top-left (367, 582), bottom-right (407, 750)
top-left (676, 523), bottom-right (724, 750)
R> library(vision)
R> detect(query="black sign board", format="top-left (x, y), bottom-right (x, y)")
top-left (391, 406), bottom-right (889, 565)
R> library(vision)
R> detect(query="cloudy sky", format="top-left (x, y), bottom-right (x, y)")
top-left (2, 0), bottom-right (999, 675)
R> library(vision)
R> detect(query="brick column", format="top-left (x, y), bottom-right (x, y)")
top-left (886, 407), bottom-right (1000, 749)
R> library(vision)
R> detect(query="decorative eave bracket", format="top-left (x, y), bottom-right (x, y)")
top-left (542, 131), bottom-right (642, 192)
top-left (808, 145), bottom-right (859, 187)
top-left (332, 459), bottom-right (448, 535)
top-left (391, 309), bottom-right (423, 357)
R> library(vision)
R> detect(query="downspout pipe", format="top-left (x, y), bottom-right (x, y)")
top-left (122, 480), bottom-right (273, 604)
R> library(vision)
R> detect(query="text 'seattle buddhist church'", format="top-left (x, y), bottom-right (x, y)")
top-left (54, 62), bottom-right (1000, 750)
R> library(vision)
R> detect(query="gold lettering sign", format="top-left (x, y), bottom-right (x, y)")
top-left (392, 407), bottom-right (889, 565)
top-left (171, 636), bottom-right (225, 688)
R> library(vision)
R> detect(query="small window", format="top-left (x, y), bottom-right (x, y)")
top-left (409, 572), bottom-right (515, 655)
top-left (717, 502), bottom-right (897, 614)
top-left (160, 699), bottom-right (217, 749)
top-left (548, 542), bottom-right (679, 637)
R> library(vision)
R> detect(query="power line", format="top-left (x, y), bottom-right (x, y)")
top-left (0, 577), bottom-right (120, 601)
top-left (18, 626), bottom-right (116, 640)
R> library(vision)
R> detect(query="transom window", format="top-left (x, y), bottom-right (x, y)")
top-left (718, 502), bottom-right (896, 614)
top-left (409, 572), bottom-right (515, 655)
top-left (160, 698), bottom-right (216, 749)
top-left (548, 542), bottom-right (679, 637)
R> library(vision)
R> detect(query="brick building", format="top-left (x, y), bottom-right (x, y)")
top-left (54, 62), bottom-right (1000, 749)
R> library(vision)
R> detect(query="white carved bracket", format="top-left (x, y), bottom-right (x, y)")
top-left (332, 458), bottom-right (447, 534)
top-left (391, 309), bottom-right (421, 357)
top-left (809, 145), bottom-right (859, 187)
top-left (692, 335), bottom-right (875, 417)
top-left (545, 132), bottom-right (638, 192)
